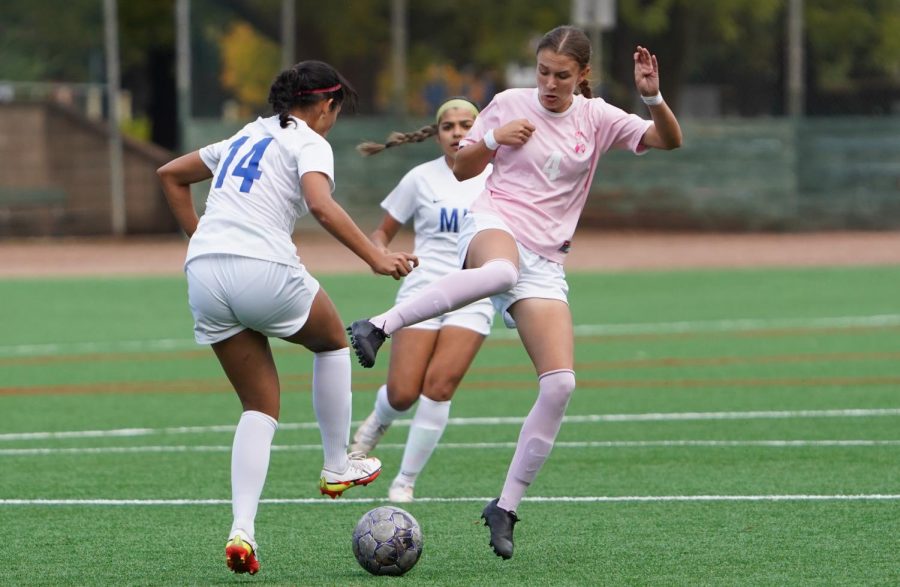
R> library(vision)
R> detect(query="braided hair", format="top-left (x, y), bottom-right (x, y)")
top-left (268, 60), bottom-right (358, 128)
top-left (356, 124), bottom-right (439, 156)
top-left (356, 96), bottom-right (480, 157)
top-left (537, 26), bottom-right (594, 98)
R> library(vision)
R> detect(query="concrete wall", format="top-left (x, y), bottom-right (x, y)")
top-left (0, 102), bottom-right (178, 237)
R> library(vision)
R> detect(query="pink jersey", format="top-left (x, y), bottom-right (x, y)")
top-left (460, 88), bottom-right (652, 263)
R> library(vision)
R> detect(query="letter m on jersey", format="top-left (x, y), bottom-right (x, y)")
top-left (439, 207), bottom-right (460, 232)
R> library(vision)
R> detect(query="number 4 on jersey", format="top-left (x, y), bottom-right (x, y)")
top-left (214, 136), bottom-right (274, 193)
top-left (542, 150), bottom-right (563, 181)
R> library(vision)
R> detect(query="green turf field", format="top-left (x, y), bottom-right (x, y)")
top-left (2, 266), bottom-right (899, 586)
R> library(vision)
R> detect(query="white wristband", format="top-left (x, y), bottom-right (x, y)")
top-left (483, 129), bottom-right (500, 151)
top-left (641, 92), bottom-right (664, 106)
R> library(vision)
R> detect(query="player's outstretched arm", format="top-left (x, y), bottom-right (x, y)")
top-left (302, 171), bottom-right (418, 280)
top-left (633, 46), bottom-right (682, 151)
top-left (157, 152), bottom-right (213, 237)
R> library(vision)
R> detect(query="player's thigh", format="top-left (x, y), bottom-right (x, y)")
top-left (421, 325), bottom-right (487, 402)
top-left (212, 329), bottom-right (281, 418)
top-left (464, 229), bottom-right (519, 269)
top-left (510, 298), bottom-right (574, 374)
top-left (385, 327), bottom-right (440, 406)
top-left (282, 287), bottom-right (347, 353)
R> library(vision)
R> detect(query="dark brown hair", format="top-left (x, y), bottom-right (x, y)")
top-left (536, 25), bottom-right (594, 98)
top-left (268, 60), bottom-right (358, 128)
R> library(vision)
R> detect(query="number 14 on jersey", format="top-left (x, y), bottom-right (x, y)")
top-left (215, 136), bottom-right (274, 193)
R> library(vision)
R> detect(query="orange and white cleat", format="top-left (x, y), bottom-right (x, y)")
top-left (225, 532), bottom-right (260, 575)
top-left (319, 452), bottom-right (382, 499)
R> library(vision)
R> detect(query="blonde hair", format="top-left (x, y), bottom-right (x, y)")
top-left (434, 98), bottom-right (479, 124)
top-left (356, 96), bottom-right (479, 157)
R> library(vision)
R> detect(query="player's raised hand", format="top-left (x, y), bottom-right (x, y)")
top-left (633, 46), bottom-right (660, 98)
top-left (495, 119), bottom-right (536, 147)
top-left (371, 251), bottom-right (419, 280)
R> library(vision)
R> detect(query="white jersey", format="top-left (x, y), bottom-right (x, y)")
top-left (187, 115), bottom-right (335, 268)
top-left (381, 156), bottom-right (491, 299)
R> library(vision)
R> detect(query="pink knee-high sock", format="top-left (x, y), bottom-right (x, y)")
top-left (497, 369), bottom-right (576, 513)
top-left (370, 259), bottom-right (518, 335)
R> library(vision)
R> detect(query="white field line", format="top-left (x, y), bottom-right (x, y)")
top-left (2, 494), bottom-right (900, 506)
top-left (3, 408), bottom-right (900, 442)
top-left (3, 439), bottom-right (900, 456)
top-left (0, 338), bottom-right (196, 358)
top-left (3, 314), bottom-right (900, 358)
top-left (498, 314), bottom-right (900, 339)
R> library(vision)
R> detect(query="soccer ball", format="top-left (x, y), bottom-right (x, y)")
top-left (352, 506), bottom-right (423, 576)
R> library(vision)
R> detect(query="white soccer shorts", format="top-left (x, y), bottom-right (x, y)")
top-left (457, 212), bottom-right (569, 329)
top-left (185, 254), bottom-right (321, 344)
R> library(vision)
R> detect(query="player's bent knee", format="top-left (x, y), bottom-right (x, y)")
top-left (483, 258), bottom-right (520, 293)
top-left (421, 383), bottom-right (456, 403)
top-left (389, 396), bottom-right (417, 412)
top-left (538, 369), bottom-right (576, 415)
top-left (386, 387), bottom-right (419, 411)
top-left (422, 374), bottom-right (462, 402)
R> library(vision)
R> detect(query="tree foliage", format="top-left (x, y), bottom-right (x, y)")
top-left (218, 21), bottom-right (280, 112)
top-left (807, 0), bottom-right (900, 87)
top-left (1, 0), bottom-right (898, 134)
top-left (0, 0), bottom-right (103, 81)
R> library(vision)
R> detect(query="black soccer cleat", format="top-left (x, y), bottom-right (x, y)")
top-left (481, 498), bottom-right (519, 560)
top-left (347, 319), bottom-right (389, 368)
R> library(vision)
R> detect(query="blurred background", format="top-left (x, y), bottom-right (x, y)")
top-left (0, 0), bottom-right (898, 238)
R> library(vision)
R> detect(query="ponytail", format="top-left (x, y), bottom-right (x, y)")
top-left (578, 78), bottom-right (593, 99)
top-left (356, 124), bottom-right (439, 157)
top-left (268, 60), bottom-right (357, 128)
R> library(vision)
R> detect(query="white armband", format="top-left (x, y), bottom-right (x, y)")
top-left (641, 92), bottom-right (664, 106)
top-left (483, 129), bottom-right (500, 151)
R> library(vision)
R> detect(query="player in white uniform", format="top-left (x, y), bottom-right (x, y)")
top-left (349, 98), bottom-right (494, 502)
top-left (349, 28), bottom-right (683, 559)
top-left (156, 60), bottom-right (417, 576)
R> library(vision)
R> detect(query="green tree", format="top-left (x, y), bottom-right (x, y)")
top-left (219, 21), bottom-right (280, 113)
top-left (0, 0), bottom-right (103, 81)
top-left (808, 0), bottom-right (900, 87)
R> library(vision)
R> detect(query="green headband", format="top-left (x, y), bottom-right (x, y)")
top-left (435, 98), bottom-right (479, 123)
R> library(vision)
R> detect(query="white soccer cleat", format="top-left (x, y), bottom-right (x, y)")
top-left (319, 452), bottom-right (382, 499)
top-left (350, 410), bottom-right (390, 455)
top-left (388, 478), bottom-right (415, 503)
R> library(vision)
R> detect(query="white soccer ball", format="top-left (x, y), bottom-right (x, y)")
top-left (352, 505), bottom-right (423, 576)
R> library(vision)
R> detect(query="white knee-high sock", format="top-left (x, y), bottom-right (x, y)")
top-left (374, 384), bottom-right (408, 426)
top-left (396, 395), bottom-right (451, 485)
top-left (497, 369), bottom-right (575, 513)
top-left (231, 410), bottom-right (278, 541)
top-left (370, 259), bottom-right (518, 335)
top-left (313, 348), bottom-right (352, 473)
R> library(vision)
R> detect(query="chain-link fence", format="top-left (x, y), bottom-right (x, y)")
top-left (2, 0), bottom-right (899, 237)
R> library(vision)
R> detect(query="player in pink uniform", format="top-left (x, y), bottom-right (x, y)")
top-left (348, 26), bottom-right (682, 559)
